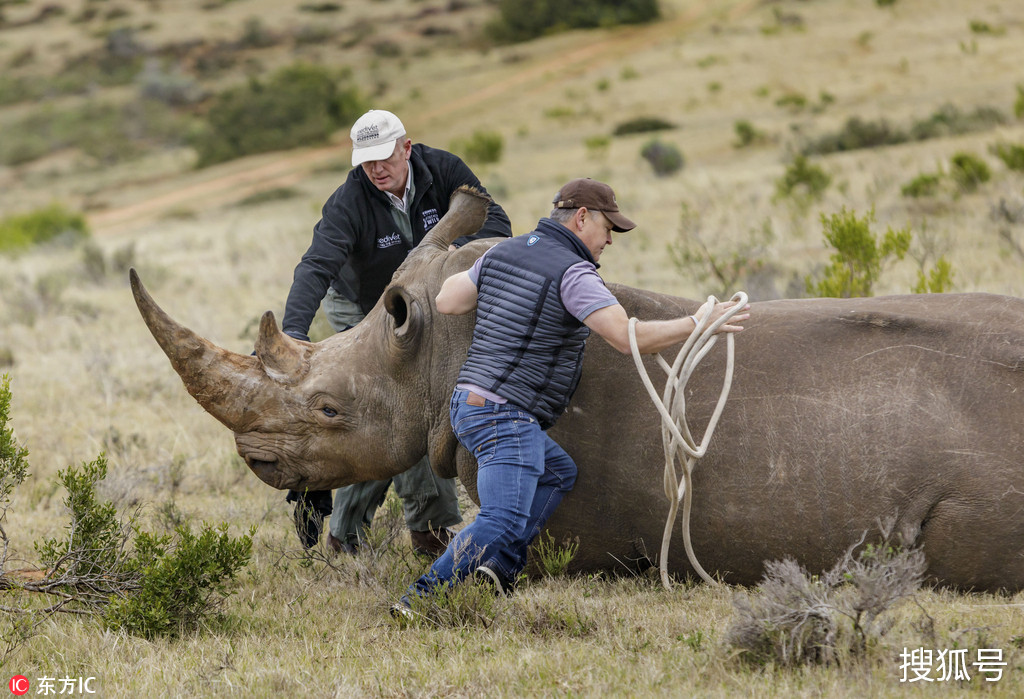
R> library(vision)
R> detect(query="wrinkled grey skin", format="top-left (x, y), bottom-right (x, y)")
top-left (133, 188), bottom-right (1024, 592)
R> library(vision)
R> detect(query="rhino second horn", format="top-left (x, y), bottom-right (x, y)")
top-left (129, 268), bottom-right (270, 430)
top-left (420, 185), bottom-right (492, 251)
top-left (254, 311), bottom-right (309, 383)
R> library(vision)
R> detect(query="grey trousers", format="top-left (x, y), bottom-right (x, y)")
top-left (328, 455), bottom-right (463, 546)
top-left (323, 287), bottom-right (462, 544)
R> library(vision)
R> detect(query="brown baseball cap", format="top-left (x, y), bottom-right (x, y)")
top-left (552, 178), bottom-right (637, 232)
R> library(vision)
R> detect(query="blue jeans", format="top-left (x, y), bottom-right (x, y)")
top-left (407, 389), bottom-right (577, 597)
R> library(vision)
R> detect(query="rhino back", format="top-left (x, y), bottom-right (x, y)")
top-left (546, 290), bottom-right (1024, 591)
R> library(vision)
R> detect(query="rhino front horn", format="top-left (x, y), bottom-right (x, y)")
top-left (129, 268), bottom-right (278, 430)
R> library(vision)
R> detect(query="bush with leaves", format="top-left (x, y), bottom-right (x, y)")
top-left (669, 204), bottom-right (776, 300)
top-left (991, 142), bottom-right (1024, 171)
top-left (806, 208), bottom-right (910, 298)
top-left (0, 375), bottom-right (29, 558)
top-left (733, 120), bottom-right (767, 148)
top-left (0, 204), bottom-right (89, 253)
top-left (613, 116), bottom-right (676, 136)
top-left (949, 151), bottom-right (991, 192)
top-left (449, 130), bottom-right (504, 165)
top-left (0, 378), bottom-right (253, 641)
top-left (487, 0), bottom-right (660, 44)
top-left (190, 63), bottom-right (364, 167)
top-left (900, 172), bottom-right (943, 198)
top-left (802, 104), bottom-right (1005, 156)
top-left (640, 139), bottom-right (684, 177)
top-left (104, 524), bottom-right (253, 638)
top-left (774, 155), bottom-right (831, 210)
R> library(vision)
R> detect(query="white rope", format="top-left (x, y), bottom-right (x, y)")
top-left (627, 292), bottom-right (747, 590)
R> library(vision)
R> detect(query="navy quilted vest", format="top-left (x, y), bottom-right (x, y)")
top-left (457, 218), bottom-right (595, 429)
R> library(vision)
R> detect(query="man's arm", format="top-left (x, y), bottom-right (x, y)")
top-left (282, 186), bottom-right (357, 339)
top-left (584, 300), bottom-right (749, 355)
top-left (435, 270), bottom-right (479, 315)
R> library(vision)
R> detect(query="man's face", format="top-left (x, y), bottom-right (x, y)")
top-left (576, 208), bottom-right (614, 261)
top-left (361, 138), bottom-right (412, 197)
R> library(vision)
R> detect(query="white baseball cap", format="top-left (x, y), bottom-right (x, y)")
top-left (350, 109), bottom-right (406, 166)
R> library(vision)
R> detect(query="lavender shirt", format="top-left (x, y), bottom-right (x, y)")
top-left (457, 253), bottom-right (619, 404)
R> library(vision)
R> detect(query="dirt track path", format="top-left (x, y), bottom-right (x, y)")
top-left (88, 0), bottom-right (758, 236)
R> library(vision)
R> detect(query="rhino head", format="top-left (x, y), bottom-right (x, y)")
top-left (131, 187), bottom-right (493, 492)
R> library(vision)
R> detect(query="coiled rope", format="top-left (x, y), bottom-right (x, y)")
top-left (627, 292), bottom-right (748, 590)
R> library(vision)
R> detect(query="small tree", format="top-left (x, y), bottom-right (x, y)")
top-left (0, 377), bottom-right (253, 644)
top-left (806, 208), bottom-right (910, 298)
top-left (449, 130), bottom-right (503, 165)
top-left (774, 155), bottom-right (831, 209)
top-left (669, 204), bottom-right (775, 299)
top-left (640, 139), bottom-right (684, 176)
top-left (949, 151), bottom-right (991, 192)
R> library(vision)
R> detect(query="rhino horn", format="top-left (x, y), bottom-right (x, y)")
top-left (254, 311), bottom-right (309, 382)
top-left (130, 268), bottom-right (275, 429)
top-left (420, 185), bottom-right (492, 251)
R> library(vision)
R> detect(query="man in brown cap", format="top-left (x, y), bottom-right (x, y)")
top-left (392, 178), bottom-right (748, 615)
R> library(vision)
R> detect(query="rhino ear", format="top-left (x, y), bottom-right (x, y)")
top-left (383, 284), bottom-right (422, 349)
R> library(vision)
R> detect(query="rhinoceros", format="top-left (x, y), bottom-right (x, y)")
top-left (131, 188), bottom-right (1024, 592)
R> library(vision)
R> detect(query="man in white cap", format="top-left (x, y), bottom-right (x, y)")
top-left (281, 109), bottom-right (512, 555)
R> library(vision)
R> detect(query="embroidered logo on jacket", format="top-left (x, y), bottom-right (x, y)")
top-left (376, 232), bottom-right (403, 249)
top-left (527, 235), bottom-right (540, 246)
top-left (422, 208), bottom-right (440, 231)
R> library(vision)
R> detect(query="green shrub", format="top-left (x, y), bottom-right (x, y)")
top-left (806, 208), bottom-right (910, 298)
top-left (1, 375), bottom-right (29, 513)
top-left (908, 104), bottom-right (1005, 141)
top-left (774, 155), bottom-right (831, 206)
top-left (900, 172), bottom-right (943, 198)
top-left (802, 104), bottom-right (1005, 156)
top-left (949, 151), bottom-right (991, 192)
top-left (104, 523), bottom-right (254, 638)
top-left (532, 531), bottom-right (579, 577)
top-left (449, 130), bottom-right (504, 165)
top-left (733, 120), bottom-right (767, 148)
top-left (991, 141), bottom-right (1024, 171)
top-left (802, 116), bottom-right (906, 155)
top-left (0, 99), bottom-right (193, 167)
top-left (775, 92), bottom-right (807, 112)
top-left (238, 187), bottom-right (302, 206)
top-left (1016, 85), bottom-right (1024, 120)
top-left (612, 116), bottom-right (676, 136)
top-left (2, 379), bottom-right (253, 639)
top-left (640, 139), bottom-right (684, 176)
top-left (584, 134), bottom-right (611, 160)
top-left (190, 63), bottom-right (364, 168)
top-left (912, 256), bottom-right (954, 294)
top-left (0, 204), bottom-right (88, 253)
top-left (875, 0), bottom-right (898, 6)
top-left (487, 0), bottom-right (660, 43)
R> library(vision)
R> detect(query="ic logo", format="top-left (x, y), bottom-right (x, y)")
top-left (8, 676), bottom-right (29, 696)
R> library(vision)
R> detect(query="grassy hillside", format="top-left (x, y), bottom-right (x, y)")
top-left (1, 0), bottom-right (1023, 695)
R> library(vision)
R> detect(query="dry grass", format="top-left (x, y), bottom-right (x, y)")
top-left (2, 0), bottom-right (1024, 694)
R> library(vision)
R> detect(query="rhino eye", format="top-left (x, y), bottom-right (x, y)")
top-left (321, 406), bottom-right (338, 418)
